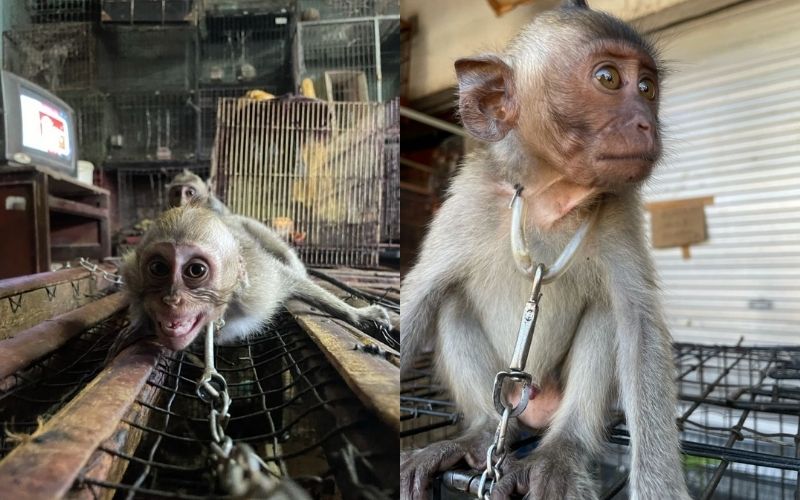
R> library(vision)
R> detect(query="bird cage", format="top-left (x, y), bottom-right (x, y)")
top-left (382, 98), bottom-right (399, 243)
top-left (2, 22), bottom-right (97, 91)
top-left (213, 97), bottom-right (389, 268)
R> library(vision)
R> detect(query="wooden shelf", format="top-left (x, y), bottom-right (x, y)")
top-left (48, 196), bottom-right (109, 220)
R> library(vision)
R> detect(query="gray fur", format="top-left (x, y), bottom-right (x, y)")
top-left (400, 3), bottom-right (688, 493)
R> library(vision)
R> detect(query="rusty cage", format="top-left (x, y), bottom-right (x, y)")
top-left (213, 97), bottom-right (398, 268)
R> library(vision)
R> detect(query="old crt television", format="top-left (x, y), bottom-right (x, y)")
top-left (0, 70), bottom-right (78, 176)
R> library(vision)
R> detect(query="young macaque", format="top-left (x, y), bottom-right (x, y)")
top-left (401, 1), bottom-right (690, 499)
top-left (166, 169), bottom-right (305, 273)
top-left (167, 169), bottom-right (231, 215)
top-left (120, 205), bottom-right (390, 351)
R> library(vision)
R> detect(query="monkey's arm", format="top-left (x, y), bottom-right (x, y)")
top-left (605, 227), bottom-right (690, 500)
top-left (208, 195), bottom-right (231, 215)
top-left (288, 274), bottom-right (391, 331)
top-left (232, 216), bottom-right (306, 275)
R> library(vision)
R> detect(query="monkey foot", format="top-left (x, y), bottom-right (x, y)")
top-left (489, 442), bottom-right (597, 500)
top-left (401, 440), bottom-right (488, 500)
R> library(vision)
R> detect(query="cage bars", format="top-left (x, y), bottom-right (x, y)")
top-left (401, 344), bottom-right (800, 499)
top-left (214, 98), bottom-right (389, 267)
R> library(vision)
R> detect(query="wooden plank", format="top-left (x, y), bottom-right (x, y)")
top-left (0, 266), bottom-right (117, 339)
top-left (0, 340), bottom-right (164, 500)
top-left (48, 195), bottom-right (109, 220)
top-left (0, 293), bottom-right (127, 378)
top-left (286, 301), bottom-right (400, 433)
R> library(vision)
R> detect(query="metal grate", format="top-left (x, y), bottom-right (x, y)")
top-left (71, 312), bottom-right (398, 498)
top-left (2, 22), bottom-right (96, 91)
top-left (116, 165), bottom-right (210, 229)
top-left (0, 309), bottom-right (398, 498)
top-left (197, 87), bottom-right (250, 160)
top-left (213, 98), bottom-right (391, 268)
top-left (1, 311), bottom-right (126, 458)
top-left (59, 90), bottom-right (111, 167)
top-left (199, 10), bottom-right (294, 91)
top-left (27, 0), bottom-right (101, 23)
top-left (382, 98), bottom-right (399, 243)
top-left (401, 343), bottom-right (800, 499)
top-left (106, 91), bottom-right (197, 162)
top-left (297, 15), bottom-right (400, 102)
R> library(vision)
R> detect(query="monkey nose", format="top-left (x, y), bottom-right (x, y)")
top-left (163, 294), bottom-right (181, 306)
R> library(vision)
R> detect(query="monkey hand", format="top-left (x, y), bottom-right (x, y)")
top-left (490, 440), bottom-right (597, 500)
top-left (355, 304), bottom-right (392, 331)
top-left (401, 440), bottom-right (482, 500)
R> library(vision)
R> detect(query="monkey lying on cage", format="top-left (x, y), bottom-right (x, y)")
top-left (166, 169), bottom-right (306, 275)
top-left (401, 1), bottom-right (690, 499)
top-left (111, 205), bottom-right (391, 353)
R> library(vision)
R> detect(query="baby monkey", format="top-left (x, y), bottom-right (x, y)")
top-left (121, 205), bottom-right (390, 351)
top-left (401, 1), bottom-right (690, 499)
top-left (167, 169), bottom-right (230, 215)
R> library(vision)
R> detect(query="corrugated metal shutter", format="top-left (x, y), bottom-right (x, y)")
top-left (647, 0), bottom-right (800, 344)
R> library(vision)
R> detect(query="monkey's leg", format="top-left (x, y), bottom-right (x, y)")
top-left (237, 217), bottom-right (306, 274)
top-left (608, 268), bottom-right (690, 500)
top-left (491, 301), bottom-right (615, 500)
top-left (401, 295), bottom-right (502, 500)
top-left (290, 276), bottom-right (391, 330)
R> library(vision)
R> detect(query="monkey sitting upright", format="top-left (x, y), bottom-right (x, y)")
top-left (401, 1), bottom-right (690, 499)
top-left (119, 205), bottom-right (391, 352)
top-left (167, 169), bottom-right (231, 215)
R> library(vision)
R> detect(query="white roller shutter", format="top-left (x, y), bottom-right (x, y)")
top-left (647, 0), bottom-right (800, 344)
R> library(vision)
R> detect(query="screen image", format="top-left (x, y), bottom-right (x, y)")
top-left (20, 91), bottom-right (72, 158)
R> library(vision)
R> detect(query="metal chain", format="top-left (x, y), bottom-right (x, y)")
top-left (196, 320), bottom-right (311, 499)
top-left (79, 257), bottom-right (124, 285)
top-left (475, 188), bottom-right (599, 499)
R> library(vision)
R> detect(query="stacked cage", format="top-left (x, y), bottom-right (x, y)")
top-left (213, 97), bottom-right (391, 267)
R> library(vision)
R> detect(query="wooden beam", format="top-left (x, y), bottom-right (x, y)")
top-left (0, 293), bottom-right (127, 379)
top-left (286, 301), bottom-right (400, 433)
top-left (0, 341), bottom-right (164, 500)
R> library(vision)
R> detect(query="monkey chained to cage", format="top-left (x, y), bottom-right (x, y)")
top-left (400, 1), bottom-right (690, 499)
top-left (86, 205), bottom-right (391, 496)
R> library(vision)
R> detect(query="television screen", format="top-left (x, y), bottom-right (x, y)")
top-left (1, 71), bottom-right (78, 176)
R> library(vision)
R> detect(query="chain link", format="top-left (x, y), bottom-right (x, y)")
top-left (196, 320), bottom-right (310, 499)
top-left (476, 189), bottom-right (599, 499)
top-left (79, 257), bottom-right (124, 285)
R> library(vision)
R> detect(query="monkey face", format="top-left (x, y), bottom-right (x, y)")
top-left (138, 242), bottom-right (233, 350)
top-left (168, 185), bottom-right (202, 208)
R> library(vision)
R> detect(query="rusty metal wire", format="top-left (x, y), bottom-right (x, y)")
top-left (0, 312), bottom-right (128, 458)
top-left (68, 313), bottom-right (398, 499)
top-left (401, 344), bottom-right (800, 499)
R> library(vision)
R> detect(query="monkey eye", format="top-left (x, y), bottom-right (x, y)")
top-left (638, 77), bottom-right (657, 100)
top-left (594, 65), bottom-right (621, 90)
top-left (148, 260), bottom-right (170, 278)
top-left (184, 262), bottom-right (208, 279)
top-left (186, 189), bottom-right (196, 197)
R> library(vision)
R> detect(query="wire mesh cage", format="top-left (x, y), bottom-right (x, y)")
top-left (401, 343), bottom-right (800, 499)
top-left (213, 97), bottom-right (393, 268)
top-left (26, 0), bottom-right (101, 23)
top-left (297, 14), bottom-right (400, 102)
top-left (296, 0), bottom-right (399, 19)
top-left (59, 89), bottom-right (111, 167)
top-left (381, 98), bottom-right (399, 243)
top-left (199, 9), bottom-right (294, 91)
top-left (116, 165), bottom-right (209, 229)
top-left (106, 91), bottom-right (197, 163)
top-left (2, 22), bottom-right (97, 91)
top-left (0, 302), bottom-right (399, 498)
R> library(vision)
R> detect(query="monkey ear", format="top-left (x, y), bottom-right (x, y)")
top-left (455, 55), bottom-right (518, 142)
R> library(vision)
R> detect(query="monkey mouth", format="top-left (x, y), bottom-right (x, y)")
top-left (155, 313), bottom-right (205, 350)
top-left (596, 153), bottom-right (658, 163)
